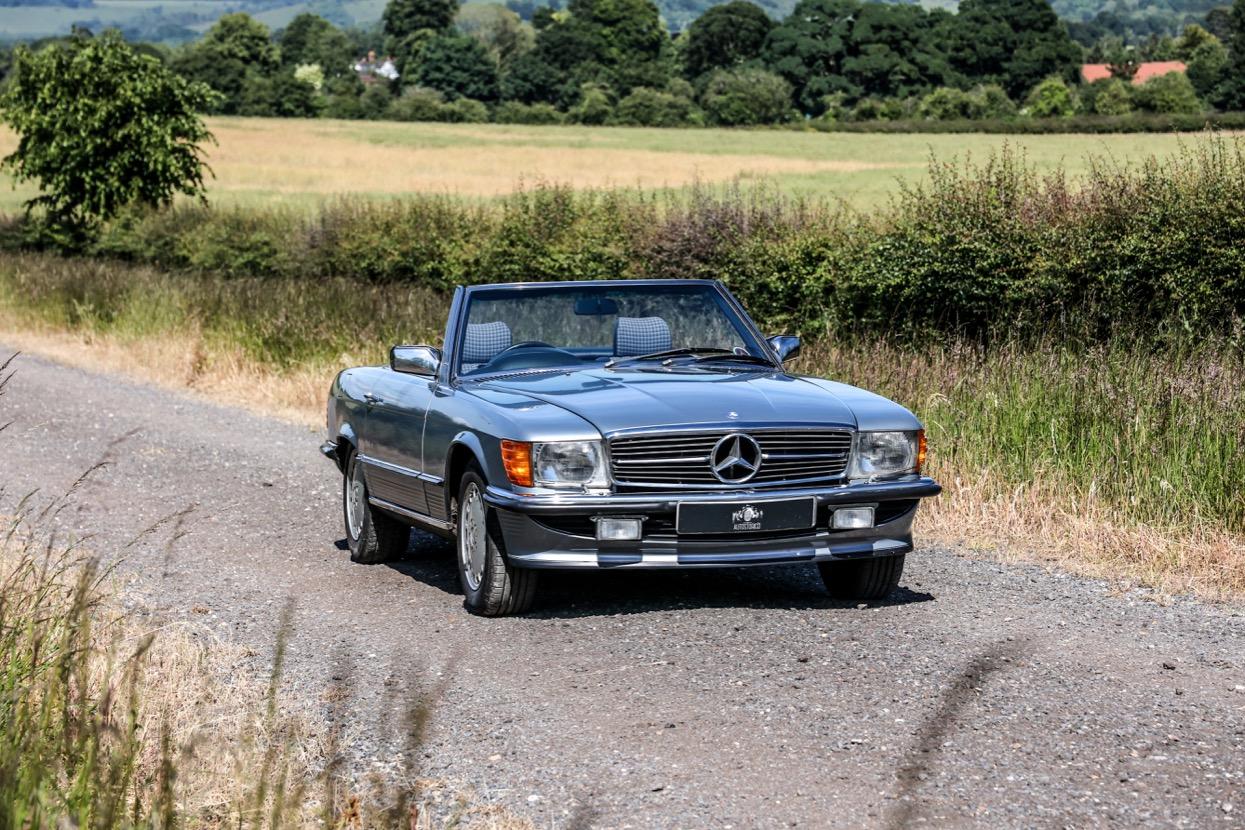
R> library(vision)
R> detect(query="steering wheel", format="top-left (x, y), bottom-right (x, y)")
top-left (493, 340), bottom-right (553, 356)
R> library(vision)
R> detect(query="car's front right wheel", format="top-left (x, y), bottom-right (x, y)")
top-left (453, 466), bottom-right (539, 616)
top-left (817, 554), bottom-right (905, 601)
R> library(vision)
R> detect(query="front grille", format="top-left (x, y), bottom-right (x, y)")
top-left (608, 429), bottom-right (853, 489)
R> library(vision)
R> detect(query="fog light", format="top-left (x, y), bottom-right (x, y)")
top-left (832, 507), bottom-right (874, 530)
top-left (595, 517), bottom-right (642, 541)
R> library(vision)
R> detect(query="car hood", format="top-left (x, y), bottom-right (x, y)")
top-left (468, 367), bottom-right (920, 436)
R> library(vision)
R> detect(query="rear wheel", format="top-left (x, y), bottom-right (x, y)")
top-left (343, 450), bottom-right (409, 564)
top-left (817, 554), bottom-right (905, 601)
top-left (453, 466), bottom-right (538, 616)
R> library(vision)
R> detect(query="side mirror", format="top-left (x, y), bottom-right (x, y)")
top-left (767, 335), bottom-right (801, 362)
top-left (390, 345), bottom-right (441, 377)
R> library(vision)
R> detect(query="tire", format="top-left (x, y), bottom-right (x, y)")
top-left (817, 554), bottom-right (905, 601)
top-left (343, 449), bottom-right (409, 564)
top-left (452, 466), bottom-right (539, 616)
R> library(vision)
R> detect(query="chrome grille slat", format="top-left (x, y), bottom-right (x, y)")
top-left (609, 429), bottom-right (852, 489)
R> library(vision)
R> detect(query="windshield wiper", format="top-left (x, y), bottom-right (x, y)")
top-left (604, 347), bottom-right (730, 368)
top-left (689, 353), bottom-right (778, 369)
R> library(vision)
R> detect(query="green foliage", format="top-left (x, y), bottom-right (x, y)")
top-left (415, 33), bottom-right (501, 102)
top-left (700, 67), bottom-right (794, 125)
top-left (939, 0), bottom-right (1081, 98)
top-left (455, 3), bottom-right (535, 67)
top-left (1134, 71), bottom-right (1202, 113)
top-left (171, 13), bottom-right (277, 114)
top-left (1216, 0), bottom-right (1245, 110)
top-left (1090, 77), bottom-right (1134, 115)
top-left (918, 86), bottom-right (979, 120)
top-left (568, 82), bottom-right (615, 123)
top-left (612, 86), bottom-right (698, 126)
top-left (494, 100), bottom-right (565, 123)
top-left (681, 0), bottom-right (773, 80)
top-left (279, 13), bottom-right (355, 79)
top-left (382, 0), bottom-right (458, 40)
top-left (764, 0), bottom-right (956, 115)
top-left (1024, 75), bottom-right (1076, 116)
top-left (0, 31), bottom-right (217, 241)
top-left (1186, 38), bottom-right (1229, 103)
top-left (386, 85), bottom-right (448, 120)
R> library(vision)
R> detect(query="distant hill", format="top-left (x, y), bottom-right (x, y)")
top-left (0, 0), bottom-right (1223, 44)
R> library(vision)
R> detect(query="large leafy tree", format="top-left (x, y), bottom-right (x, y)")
top-left (681, 0), bottom-right (773, 80)
top-left (763, 0), bottom-right (950, 114)
top-left (528, 0), bottom-right (671, 97)
top-left (171, 13), bottom-right (278, 113)
top-left (383, 0), bottom-right (459, 40)
top-left (279, 13), bottom-right (356, 77)
top-left (456, 3), bottom-right (534, 67)
top-left (1219, 0), bottom-right (1245, 110)
top-left (0, 31), bottom-right (218, 238)
top-left (762, 0), bottom-right (862, 114)
top-left (937, 0), bottom-right (1079, 99)
top-left (416, 33), bottom-right (501, 101)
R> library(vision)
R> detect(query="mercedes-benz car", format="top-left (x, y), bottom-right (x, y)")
top-left (322, 280), bottom-right (941, 616)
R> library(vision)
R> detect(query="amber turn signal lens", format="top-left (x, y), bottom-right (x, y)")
top-left (916, 429), bottom-right (927, 474)
top-left (501, 440), bottom-right (533, 487)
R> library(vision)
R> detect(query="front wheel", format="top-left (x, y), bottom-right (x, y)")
top-left (343, 450), bottom-right (409, 564)
top-left (817, 554), bottom-right (905, 601)
top-left (453, 468), bottom-right (538, 616)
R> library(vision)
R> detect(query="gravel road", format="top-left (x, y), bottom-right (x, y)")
top-left (3, 350), bottom-right (1243, 829)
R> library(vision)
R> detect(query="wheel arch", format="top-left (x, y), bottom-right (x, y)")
top-left (444, 433), bottom-right (488, 511)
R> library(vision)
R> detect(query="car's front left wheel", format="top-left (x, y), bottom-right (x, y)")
top-left (343, 449), bottom-right (409, 564)
top-left (453, 465), bottom-right (538, 616)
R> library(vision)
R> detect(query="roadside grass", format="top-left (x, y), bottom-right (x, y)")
top-left (0, 119), bottom-right (1218, 213)
top-left (1, 251), bottom-right (1241, 600)
top-left (0, 359), bottom-right (533, 828)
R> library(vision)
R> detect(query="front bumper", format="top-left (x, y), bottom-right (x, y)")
top-left (485, 477), bottom-right (940, 569)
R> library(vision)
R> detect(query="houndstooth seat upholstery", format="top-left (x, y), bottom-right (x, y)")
top-left (614, 316), bottom-right (672, 357)
top-left (462, 321), bottom-right (513, 370)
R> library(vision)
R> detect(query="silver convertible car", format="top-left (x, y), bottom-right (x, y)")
top-left (322, 280), bottom-right (940, 615)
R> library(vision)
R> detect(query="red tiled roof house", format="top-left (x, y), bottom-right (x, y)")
top-left (1081, 61), bottom-right (1188, 85)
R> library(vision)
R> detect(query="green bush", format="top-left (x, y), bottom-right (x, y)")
top-left (611, 87), bottom-right (699, 127)
top-left (918, 87), bottom-right (980, 120)
top-left (1023, 76), bottom-right (1076, 118)
top-left (1133, 71), bottom-right (1203, 114)
top-left (700, 68), bottom-right (793, 126)
top-left (1088, 78), bottom-right (1134, 116)
top-left (493, 100), bottom-right (564, 124)
top-left (386, 86), bottom-right (447, 121)
top-left (57, 137), bottom-right (1245, 348)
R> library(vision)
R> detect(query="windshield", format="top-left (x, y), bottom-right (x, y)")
top-left (456, 283), bottom-right (767, 376)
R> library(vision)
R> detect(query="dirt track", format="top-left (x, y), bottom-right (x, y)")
top-left (3, 350), bottom-right (1243, 829)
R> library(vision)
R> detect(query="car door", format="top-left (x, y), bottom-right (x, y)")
top-left (358, 368), bottom-right (437, 516)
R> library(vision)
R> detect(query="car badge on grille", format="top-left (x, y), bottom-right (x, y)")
top-left (710, 433), bottom-right (762, 484)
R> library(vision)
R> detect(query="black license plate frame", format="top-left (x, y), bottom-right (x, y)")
top-left (676, 497), bottom-right (817, 535)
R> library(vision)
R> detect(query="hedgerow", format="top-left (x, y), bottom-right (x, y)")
top-left (22, 135), bottom-right (1245, 344)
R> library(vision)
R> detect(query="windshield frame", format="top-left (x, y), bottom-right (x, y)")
top-left (449, 280), bottom-right (774, 382)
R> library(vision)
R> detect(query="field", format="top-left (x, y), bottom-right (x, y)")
top-left (0, 118), bottom-right (1223, 213)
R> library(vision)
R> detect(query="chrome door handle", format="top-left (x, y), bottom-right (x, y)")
top-left (363, 393), bottom-right (384, 405)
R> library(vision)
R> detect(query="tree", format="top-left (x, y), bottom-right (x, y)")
top-left (681, 0), bottom-right (773, 80)
top-left (383, 0), bottom-right (459, 40)
top-left (938, 0), bottom-right (1079, 99)
top-left (918, 86), bottom-right (978, 120)
top-left (1090, 77), bottom-right (1134, 115)
top-left (700, 67), bottom-right (792, 125)
top-left (763, 0), bottom-right (865, 114)
top-left (171, 13), bottom-right (277, 114)
top-left (527, 0), bottom-right (671, 97)
top-left (1186, 39), bottom-right (1229, 103)
top-left (415, 33), bottom-right (500, 101)
top-left (456, 3), bottom-right (534, 67)
top-left (1023, 75), bottom-right (1075, 117)
top-left (612, 86), bottom-right (698, 126)
top-left (279, 13), bottom-right (355, 78)
top-left (1218, 0), bottom-right (1245, 110)
top-left (0, 31), bottom-right (218, 239)
top-left (1134, 71), bottom-right (1202, 113)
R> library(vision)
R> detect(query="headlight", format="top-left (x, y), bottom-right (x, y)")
top-left (533, 441), bottom-right (608, 489)
top-left (848, 430), bottom-right (923, 480)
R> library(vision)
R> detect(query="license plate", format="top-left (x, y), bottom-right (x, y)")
top-left (676, 497), bottom-right (816, 535)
